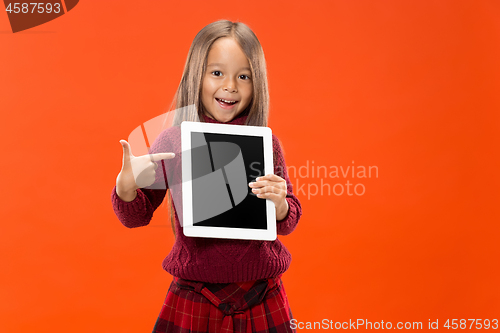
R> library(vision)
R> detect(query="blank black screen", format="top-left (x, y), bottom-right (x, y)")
top-left (191, 132), bottom-right (267, 229)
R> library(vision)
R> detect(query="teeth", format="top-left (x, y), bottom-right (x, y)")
top-left (218, 98), bottom-right (237, 104)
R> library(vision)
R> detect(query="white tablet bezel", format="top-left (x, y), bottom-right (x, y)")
top-left (181, 121), bottom-right (276, 241)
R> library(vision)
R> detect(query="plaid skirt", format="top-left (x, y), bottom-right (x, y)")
top-left (152, 274), bottom-right (295, 333)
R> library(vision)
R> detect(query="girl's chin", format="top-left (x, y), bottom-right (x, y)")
top-left (207, 110), bottom-right (241, 123)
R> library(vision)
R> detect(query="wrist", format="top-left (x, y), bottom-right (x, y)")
top-left (116, 186), bottom-right (138, 202)
top-left (276, 199), bottom-right (289, 221)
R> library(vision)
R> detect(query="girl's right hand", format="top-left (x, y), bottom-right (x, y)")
top-left (116, 140), bottom-right (175, 202)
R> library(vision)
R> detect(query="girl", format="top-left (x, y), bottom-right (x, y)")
top-left (111, 20), bottom-right (302, 333)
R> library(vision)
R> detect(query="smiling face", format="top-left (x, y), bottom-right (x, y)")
top-left (201, 37), bottom-right (253, 123)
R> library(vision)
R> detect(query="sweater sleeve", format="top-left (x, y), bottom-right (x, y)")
top-left (111, 186), bottom-right (167, 228)
top-left (110, 128), bottom-right (175, 228)
top-left (272, 134), bottom-right (302, 235)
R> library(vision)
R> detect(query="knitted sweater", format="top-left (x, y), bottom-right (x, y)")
top-left (111, 112), bottom-right (302, 283)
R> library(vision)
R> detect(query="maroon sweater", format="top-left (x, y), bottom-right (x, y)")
top-left (111, 112), bottom-right (302, 283)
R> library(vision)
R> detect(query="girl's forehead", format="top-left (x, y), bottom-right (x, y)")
top-left (206, 38), bottom-right (250, 69)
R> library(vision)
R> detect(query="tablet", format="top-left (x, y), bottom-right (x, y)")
top-left (181, 121), bottom-right (276, 241)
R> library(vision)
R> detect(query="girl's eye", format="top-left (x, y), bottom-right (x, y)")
top-left (239, 75), bottom-right (251, 80)
top-left (212, 71), bottom-right (222, 76)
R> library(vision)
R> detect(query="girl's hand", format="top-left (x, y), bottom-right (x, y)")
top-left (116, 140), bottom-right (175, 202)
top-left (248, 174), bottom-right (289, 221)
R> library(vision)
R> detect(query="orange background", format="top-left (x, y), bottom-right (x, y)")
top-left (1, 1), bottom-right (499, 332)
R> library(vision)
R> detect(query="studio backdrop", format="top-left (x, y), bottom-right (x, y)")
top-left (1, 1), bottom-right (499, 332)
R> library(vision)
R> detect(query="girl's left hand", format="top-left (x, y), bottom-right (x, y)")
top-left (248, 174), bottom-right (289, 221)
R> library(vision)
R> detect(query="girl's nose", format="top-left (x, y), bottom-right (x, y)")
top-left (223, 78), bottom-right (237, 93)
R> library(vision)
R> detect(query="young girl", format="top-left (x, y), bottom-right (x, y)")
top-left (111, 20), bottom-right (302, 333)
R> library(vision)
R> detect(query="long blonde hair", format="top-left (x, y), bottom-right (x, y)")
top-left (167, 20), bottom-right (272, 237)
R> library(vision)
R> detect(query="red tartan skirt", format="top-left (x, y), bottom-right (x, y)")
top-left (152, 274), bottom-right (296, 333)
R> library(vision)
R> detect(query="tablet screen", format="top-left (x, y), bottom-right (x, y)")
top-left (191, 132), bottom-right (267, 229)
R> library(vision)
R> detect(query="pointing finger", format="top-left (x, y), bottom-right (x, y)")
top-left (149, 152), bottom-right (176, 162)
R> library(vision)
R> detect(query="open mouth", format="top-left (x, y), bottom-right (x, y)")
top-left (216, 97), bottom-right (239, 108)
